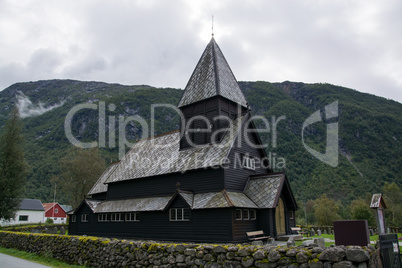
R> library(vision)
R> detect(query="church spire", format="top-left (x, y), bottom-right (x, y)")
top-left (177, 38), bottom-right (247, 108)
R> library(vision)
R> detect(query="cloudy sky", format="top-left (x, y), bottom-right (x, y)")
top-left (1, 0), bottom-right (401, 103)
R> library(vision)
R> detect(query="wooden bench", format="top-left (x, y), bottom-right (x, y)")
top-left (246, 230), bottom-right (270, 241)
top-left (291, 227), bottom-right (307, 236)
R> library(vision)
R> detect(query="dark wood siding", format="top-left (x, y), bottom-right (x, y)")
top-left (232, 208), bottom-right (258, 242)
top-left (224, 119), bottom-right (268, 191)
top-left (179, 96), bottom-right (247, 149)
top-left (107, 168), bottom-right (224, 200)
top-left (71, 208), bottom-right (234, 243)
top-left (69, 203), bottom-right (97, 236)
top-left (91, 192), bottom-right (107, 200)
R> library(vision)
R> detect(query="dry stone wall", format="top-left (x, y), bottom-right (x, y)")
top-left (0, 231), bottom-right (378, 267)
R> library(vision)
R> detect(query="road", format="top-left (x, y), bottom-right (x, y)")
top-left (0, 253), bottom-right (51, 268)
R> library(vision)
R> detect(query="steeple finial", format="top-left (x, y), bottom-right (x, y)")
top-left (211, 15), bottom-right (214, 37)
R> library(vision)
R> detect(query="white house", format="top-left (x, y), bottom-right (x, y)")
top-left (0, 199), bottom-right (45, 226)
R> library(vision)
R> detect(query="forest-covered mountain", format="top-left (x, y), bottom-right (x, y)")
top-left (0, 79), bottom-right (400, 205)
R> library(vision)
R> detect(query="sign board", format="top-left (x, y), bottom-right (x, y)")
top-left (334, 220), bottom-right (370, 246)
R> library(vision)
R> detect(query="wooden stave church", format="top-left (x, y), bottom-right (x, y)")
top-left (68, 37), bottom-right (298, 243)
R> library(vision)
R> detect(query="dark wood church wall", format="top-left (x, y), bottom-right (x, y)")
top-left (107, 168), bottom-right (224, 200)
top-left (70, 204), bottom-right (234, 243)
top-left (224, 122), bottom-right (267, 192)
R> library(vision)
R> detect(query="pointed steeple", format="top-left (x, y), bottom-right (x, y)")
top-left (178, 38), bottom-right (247, 108)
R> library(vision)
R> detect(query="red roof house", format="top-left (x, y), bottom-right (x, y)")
top-left (43, 203), bottom-right (68, 224)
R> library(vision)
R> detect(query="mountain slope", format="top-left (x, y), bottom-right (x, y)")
top-left (0, 79), bottom-right (400, 205)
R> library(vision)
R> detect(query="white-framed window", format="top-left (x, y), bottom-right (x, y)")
top-left (243, 209), bottom-right (250, 220)
top-left (111, 213), bottom-right (124, 222)
top-left (98, 213), bottom-right (110, 222)
top-left (235, 209), bottom-right (242, 220)
top-left (250, 209), bottom-right (257, 220)
top-left (289, 210), bottom-right (294, 219)
top-left (169, 208), bottom-right (190, 221)
top-left (242, 155), bottom-right (256, 170)
top-left (71, 215), bottom-right (76, 222)
top-left (81, 214), bottom-right (89, 222)
top-left (55, 208), bottom-right (58, 214)
top-left (19, 215), bottom-right (28, 221)
top-left (125, 212), bottom-right (140, 222)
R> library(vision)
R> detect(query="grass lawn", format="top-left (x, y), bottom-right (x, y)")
top-left (0, 247), bottom-right (86, 268)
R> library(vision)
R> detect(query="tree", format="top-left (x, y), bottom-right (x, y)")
top-left (382, 182), bottom-right (402, 227)
top-left (0, 107), bottom-right (28, 220)
top-left (313, 194), bottom-right (340, 226)
top-left (349, 198), bottom-right (375, 226)
top-left (55, 147), bottom-right (105, 208)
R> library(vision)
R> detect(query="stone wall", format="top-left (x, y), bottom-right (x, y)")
top-left (0, 231), bottom-right (378, 267)
top-left (2, 224), bottom-right (68, 233)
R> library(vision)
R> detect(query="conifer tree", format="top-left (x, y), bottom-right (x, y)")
top-left (0, 107), bottom-right (27, 220)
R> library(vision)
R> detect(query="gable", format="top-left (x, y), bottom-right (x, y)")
top-left (244, 173), bottom-right (298, 210)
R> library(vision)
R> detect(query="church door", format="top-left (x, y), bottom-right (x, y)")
top-left (275, 197), bottom-right (286, 235)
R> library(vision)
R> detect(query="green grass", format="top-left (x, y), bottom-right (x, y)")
top-left (0, 247), bottom-right (86, 268)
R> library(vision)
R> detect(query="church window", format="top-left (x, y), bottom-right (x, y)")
top-left (81, 214), bottom-right (89, 222)
top-left (243, 155), bottom-right (256, 170)
top-left (111, 213), bottom-right (124, 222)
top-left (235, 209), bottom-right (242, 220)
top-left (98, 213), bottom-right (110, 222)
top-left (125, 212), bottom-right (140, 221)
top-left (170, 208), bottom-right (190, 221)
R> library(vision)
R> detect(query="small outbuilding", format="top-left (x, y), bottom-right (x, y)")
top-left (43, 203), bottom-right (69, 224)
top-left (0, 199), bottom-right (45, 226)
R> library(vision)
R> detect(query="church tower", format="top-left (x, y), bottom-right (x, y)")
top-left (178, 38), bottom-right (249, 149)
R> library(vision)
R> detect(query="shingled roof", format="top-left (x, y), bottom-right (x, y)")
top-left (88, 161), bottom-right (119, 195)
top-left (104, 115), bottom-right (245, 184)
top-left (19, 199), bottom-right (45, 211)
top-left (177, 37), bottom-right (247, 108)
top-left (86, 190), bottom-right (258, 213)
top-left (244, 174), bottom-right (285, 208)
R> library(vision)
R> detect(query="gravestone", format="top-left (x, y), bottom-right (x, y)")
top-left (314, 238), bottom-right (325, 248)
top-left (287, 236), bottom-right (295, 248)
top-left (317, 230), bottom-right (322, 236)
top-left (60, 227), bottom-right (65, 235)
top-left (323, 229), bottom-right (327, 235)
top-left (333, 220), bottom-right (370, 246)
top-left (310, 229), bottom-right (316, 237)
top-left (369, 229), bottom-right (374, 236)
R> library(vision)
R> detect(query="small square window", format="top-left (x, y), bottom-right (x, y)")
top-left (243, 209), bottom-right (250, 220)
top-left (242, 155), bottom-right (256, 170)
top-left (111, 213), bottom-right (124, 222)
top-left (289, 210), bottom-right (294, 219)
top-left (81, 214), bottom-right (89, 222)
top-left (98, 213), bottom-right (110, 222)
top-left (250, 210), bottom-right (257, 220)
top-left (169, 208), bottom-right (190, 221)
top-left (125, 213), bottom-right (140, 222)
top-left (55, 208), bottom-right (58, 214)
top-left (235, 209), bottom-right (242, 220)
top-left (71, 215), bottom-right (76, 222)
